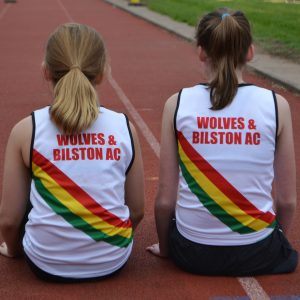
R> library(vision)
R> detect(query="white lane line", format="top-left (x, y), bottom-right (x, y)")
top-left (54, 2), bottom-right (270, 299)
top-left (108, 74), bottom-right (160, 158)
top-left (238, 278), bottom-right (270, 300)
top-left (0, 4), bottom-right (11, 21)
top-left (56, 0), bottom-right (74, 22)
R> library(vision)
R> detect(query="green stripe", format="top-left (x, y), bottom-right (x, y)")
top-left (268, 220), bottom-right (277, 229)
top-left (179, 158), bottom-right (256, 234)
top-left (33, 177), bottom-right (132, 248)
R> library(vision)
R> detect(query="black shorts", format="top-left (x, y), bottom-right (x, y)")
top-left (169, 221), bottom-right (298, 276)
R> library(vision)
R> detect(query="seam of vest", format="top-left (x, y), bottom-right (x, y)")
top-left (125, 113), bottom-right (135, 175)
top-left (30, 111), bottom-right (36, 178)
top-left (272, 90), bottom-right (279, 149)
top-left (197, 83), bottom-right (254, 87)
top-left (174, 89), bottom-right (183, 140)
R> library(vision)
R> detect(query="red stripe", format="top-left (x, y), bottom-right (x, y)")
top-left (178, 132), bottom-right (275, 224)
top-left (32, 149), bottom-right (131, 228)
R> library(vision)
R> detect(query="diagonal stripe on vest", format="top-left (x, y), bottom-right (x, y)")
top-left (32, 149), bottom-right (132, 247)
top-left (177, 131), bottom-right (276, 234)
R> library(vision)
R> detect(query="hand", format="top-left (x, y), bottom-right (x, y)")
top-left (0, 242), bottom-right (14, 258)
top-left (146, 243), bottom-right (167, 258)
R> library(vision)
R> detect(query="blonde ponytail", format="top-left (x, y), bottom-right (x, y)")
top-left (45, 23), bottom-right (106, 134)
top-left (51, 68), bottom-right (99, 135)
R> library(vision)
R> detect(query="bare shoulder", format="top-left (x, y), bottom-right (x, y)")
top-left (10, 116), bottom-right (32, 143)
top-left (162, 93), bottom-right (179, 125)
top-left (9, 116), bottom-right (32, 167)
top-left (276, 93), bottom-right (290, 111)
top-left (275, 93), bottom-right (292, 136)
top-left (164, 93), bottom-right (179, 112)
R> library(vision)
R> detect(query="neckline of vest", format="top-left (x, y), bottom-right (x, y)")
top-left (198, 83), bottom-right (254, 87)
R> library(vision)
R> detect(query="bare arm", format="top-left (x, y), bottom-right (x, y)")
top-left (0, 117), bottom-right (32, 257)
top-left (124, 122), bottom-right (144, 231)
top-left (147, 94), bottom-right (179, 257)
top-left (273, 94), bottom-right (296, 235)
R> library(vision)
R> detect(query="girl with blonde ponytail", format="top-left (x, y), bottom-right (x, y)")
top-left (0, 23), bottom-right (144, 282)
top-left (45, 23), bottom-right (106, 134)
top-left (148, 8), bottom-right (298, 276)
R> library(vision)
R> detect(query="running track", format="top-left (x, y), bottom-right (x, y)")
top-left (0, 1), bottom-right (299, 299)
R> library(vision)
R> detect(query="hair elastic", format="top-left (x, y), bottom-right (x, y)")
top-left (221, 13), bottom-right (230, 20)
top-left (70, 65), bottom-right (81, 70)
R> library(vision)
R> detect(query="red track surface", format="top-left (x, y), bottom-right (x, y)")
top-left (0, 1), bottom-right (299, 299)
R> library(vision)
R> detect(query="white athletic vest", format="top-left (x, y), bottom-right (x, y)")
top-left (175, 84), bottom-right (277, 246)
top-left (23, 106), bottom-right (134, 278)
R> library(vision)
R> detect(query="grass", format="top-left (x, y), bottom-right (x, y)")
top-left (145, 0), bottom-right (300, 62)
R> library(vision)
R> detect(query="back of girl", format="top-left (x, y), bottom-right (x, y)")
top-left (0, 23), bottom-right (144, 282)
top-left (148, 8), bottom-right (298, 276)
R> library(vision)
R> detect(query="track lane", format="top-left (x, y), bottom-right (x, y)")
top-left (0, 0), bottom-right (299, 299)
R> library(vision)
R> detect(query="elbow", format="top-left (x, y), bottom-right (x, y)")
top-left (0, 209), bottom-right (21, 233)
top-left (285, 201), bottom-right (297, 212)
top-left (155, 184), bottom-right (177, 215)
top-left (130, 210), bottom-right (144, 226)
top-left (276, 198), bottom-right (297, 213)
top-left (133, 210), bottom-right (144, 223)
top-left (155, 198), bottom-right (175, 215)
top-left (0, 217), bottom-right (19, 234)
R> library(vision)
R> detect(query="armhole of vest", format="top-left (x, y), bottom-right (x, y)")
top-left (30, 112), bottom-right (36, 178)
top-left (124, 114), bottom-right (135, 175)
top-left (272, 90), bottom-right (279, 148)
top-left (173, 89), bottom-right (183, 140)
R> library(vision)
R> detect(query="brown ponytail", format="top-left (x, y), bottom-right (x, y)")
top-left (196, 9), bottom-right (252, 110)
top-left (45, 23), bottom-right (106, 134)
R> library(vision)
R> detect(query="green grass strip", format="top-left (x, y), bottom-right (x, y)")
top-left (146, 0), bottom-right (300, 60)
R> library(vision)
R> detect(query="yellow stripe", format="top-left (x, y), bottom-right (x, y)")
top-left (32, 163), bottom-right (132, 239)
top-left (178, 143), bottom-right (269, 231)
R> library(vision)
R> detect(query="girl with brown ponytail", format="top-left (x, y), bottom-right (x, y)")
top-left (0, 23), bottom-right (144, 282)
top-left (147, 8), bottom-right (298, 276)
